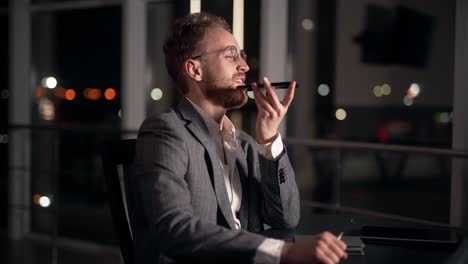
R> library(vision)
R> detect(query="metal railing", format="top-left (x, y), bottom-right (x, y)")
top-left (284, 137), bottom-right (468, 230)
top-left (4, 124), bottom-right (468, 242)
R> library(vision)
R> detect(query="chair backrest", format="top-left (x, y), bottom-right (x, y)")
top-left (102, 139), bottom-right (136, 264)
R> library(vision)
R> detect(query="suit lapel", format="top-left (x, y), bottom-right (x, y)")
top-left (176, 99), bottom-right (236, 230)
top-left (236, 135), bottom-right (249, 230)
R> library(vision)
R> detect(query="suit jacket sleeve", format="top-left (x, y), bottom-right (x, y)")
top-left (258, 146), bottom-right (300, 229)
top-left (131, 115), bottom-right (266, 264)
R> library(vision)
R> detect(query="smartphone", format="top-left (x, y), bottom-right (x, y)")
top-left (236, 82), bottom-right (299, 91)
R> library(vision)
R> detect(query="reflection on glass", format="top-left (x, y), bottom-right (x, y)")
top-left (31, 6), bottom-right (122, 243)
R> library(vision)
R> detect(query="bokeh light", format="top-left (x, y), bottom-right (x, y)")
top-left (335, 108), bottom-right (347, 120)
top-left (104, 88), bottom-right (117, 100)
top-left (34, 194), bottom-right (52, 208)
top-left (301, 18), bottom-right (314, 31)
top-left (373, 85), bottom-right (383, 97)
top-left (38, 98), bottom-right (55, 120)
top-left (151, 88), bottom-right (163, 101)
top-left (41, 76), bottom-right (58, 89)
top-left (318, 84), bottom-right (330, 96)
top-left (84, 88), bottom-right (102, 100)
top-left (381, 84), bottom-right (392, 95)
top-left (407, 83), bottom-right (421, 98)
top-left (54, 87), bottom-right (66, 99)
top-left (65, 89), bottom-right (76, 100)
top-left (39, 196), bottom-right (51, 207)
top-left (35, 86), bottom-right (46, 98)
top-left (403, 96), bottom-right (414, 106)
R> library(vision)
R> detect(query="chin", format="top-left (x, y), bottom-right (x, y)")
top-left (208, 89), bottom-right (248, 109)
top-left (222, 91), bottom-right (248, 109)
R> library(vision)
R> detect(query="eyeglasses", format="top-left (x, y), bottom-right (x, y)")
top-left (192, 45), bottom-right (247, 62)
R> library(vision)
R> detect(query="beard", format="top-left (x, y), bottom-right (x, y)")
top-left (202, 73), bottom-right (248, 109)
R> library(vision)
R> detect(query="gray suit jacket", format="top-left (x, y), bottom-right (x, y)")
top-left (129, 97), bottom-right (300, 264)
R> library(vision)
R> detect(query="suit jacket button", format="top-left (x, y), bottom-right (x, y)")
top-left (279, 175), bottom-right (286, 184)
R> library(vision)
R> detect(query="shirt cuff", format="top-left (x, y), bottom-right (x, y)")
top-left (254, 238), bottom-right (285, 264)
top-left (257, 133), bottom-right (284, 160)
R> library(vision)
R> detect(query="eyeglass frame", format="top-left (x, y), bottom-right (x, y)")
top-left (191, 45), bottom-right (247, 62)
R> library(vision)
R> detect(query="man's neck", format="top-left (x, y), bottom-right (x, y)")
top-left (185, 95), bottom-right (226, 123)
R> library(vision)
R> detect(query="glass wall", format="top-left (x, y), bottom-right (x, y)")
top-left (146, 1), bottom-right (175, 116)
top-left (30, 6), bottom-right (121, 243)
top-left (4, 0), bottom-right (459, 248)
top-left (285, 0), bottom-right (454, 224)
top-left (0, 13), bottom-right (8, 231)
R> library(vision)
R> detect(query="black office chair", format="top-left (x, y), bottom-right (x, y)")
top-left (102, 139), bottom-right (136, 264)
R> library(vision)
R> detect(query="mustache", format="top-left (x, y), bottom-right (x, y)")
top-left (233, 73), bottom-right (246, 80)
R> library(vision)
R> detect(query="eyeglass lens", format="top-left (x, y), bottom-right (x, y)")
top-left (228, 46), bottom-right (247, 61)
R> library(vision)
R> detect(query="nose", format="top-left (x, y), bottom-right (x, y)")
top-left (237, 58), bottom-right (249, 73)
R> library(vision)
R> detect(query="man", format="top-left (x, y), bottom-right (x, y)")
top-left (130, 12), bottom-right (347, 264)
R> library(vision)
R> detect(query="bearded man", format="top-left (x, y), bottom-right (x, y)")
top-left (129, 12), bottom-right (347, 264)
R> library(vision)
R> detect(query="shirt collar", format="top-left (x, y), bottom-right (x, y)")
top-left (185, 97), bottom-right (236, 139)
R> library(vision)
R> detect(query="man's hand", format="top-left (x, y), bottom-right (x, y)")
top-left (252, 77), bottom-right (296, 144)
top-left (280, 232), bottom-right (348, 264)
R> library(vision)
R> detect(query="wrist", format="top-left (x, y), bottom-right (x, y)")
top-left (280, 242), bottom-right (293, 264)
top-left (257, 132), bottom-right (279, 144)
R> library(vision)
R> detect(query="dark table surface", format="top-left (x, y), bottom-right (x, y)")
top-left (262, 211), bottom-right (468, 264)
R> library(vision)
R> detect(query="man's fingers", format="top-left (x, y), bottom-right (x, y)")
top-left (317, 232), bottom-right (348, 263)
top-left (323, 233), bottom-right (347, 252)
top-left (281, 80), bottom-right (296, 108)
top-left (252, 84), bottom-right (276, 114)
top-left (315, 248), bottom-right (336, 264)
top-left (319, 240), bottom-right (341, 264)
top-left (262, 77), bottom-right (282, 107)
top-left (327, 240), bottom-right (347, 260)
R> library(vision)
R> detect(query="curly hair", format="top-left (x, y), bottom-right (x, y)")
top-left (163, 12), bottom-right (231, 86)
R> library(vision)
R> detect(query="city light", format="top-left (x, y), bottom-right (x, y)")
top-left (84, 88), bottom-right (102, 100)
top-left (403, 96), bottom-right (414, 106)
top-left (407, 83), bottom-right (421, 98)
top-left (435, 112), bottom-right (451, 124)
top-left (318, 84), bottom-right (330, 96)
top-left (440, 112), bottom-right (451, 123)
top-left (335, 108), bottom-right (347, 120)
top-left (377, 127), bottom-right (389, 143)
top-left (104, 88), bottom-right (117, 100)
top-left (381, 84), bottom-right (392, 95)
top-left (33, 194), bottom-right (52, 208)
top-left (33, 194), bottom-right (41, 205)
top-left (54, 87), bottom-right (66, 99)
top-left (65, 89), bottom-right (76, 100)
top-left (35, 86), bottom-right (46, 98)
top-left (38, 98), bottom-right (55, 120)
top-left (151, 88), bottom-right (163, 101)
top-left (39, 196), bottom-right (51, 208)
top-left (301, 18), bottom-right (314, 31)
top-left (41, 76), bottom-right (58, 89)
top-left (373, 83), bottom-right (392, 97)
top-left (373, 85), bottom-right (383, 97)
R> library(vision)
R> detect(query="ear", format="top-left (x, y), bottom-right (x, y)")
top-left (184, 59), bottom-right (203, 81)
